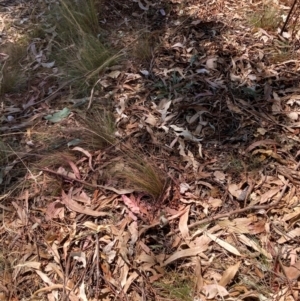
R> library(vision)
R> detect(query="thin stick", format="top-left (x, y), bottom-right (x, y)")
top-left (95, 232), bottom-right (100, 300)
top-left (185, 182), bottom-right (288, 230)
top-left (278, 254), bottom-right (298, 301)
top-left (281, 0), bottom-right (298, 35)
top-left (41, 167), bottom-right (133, 195)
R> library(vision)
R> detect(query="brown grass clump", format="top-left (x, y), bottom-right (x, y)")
top-left (117, 149), bottom-right (166, 199)
top-left (133, 31), bottom-right (154, 64)
top-left (79, 109), bottom-right (116, 149)
top-left (37, 151), bottom-right (77, 169)
top-left (0, 140), bottom-right (8, 185)
top-left (56, 0), bottom-right (101, 39)
top-left (248, 4), bottom-right (282, 31)
top-left (0, 140), bottom-right (18, 187)
top-left (154, 270), bottom-right (194, 301)
top-left (267, 39), bottom-right (295, 63)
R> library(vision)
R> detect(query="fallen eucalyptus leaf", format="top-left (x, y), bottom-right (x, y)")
top-left (45, 108), bottom-right (70, 123)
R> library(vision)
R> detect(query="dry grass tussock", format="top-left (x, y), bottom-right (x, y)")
top-left (267, 39), bottom-right (296, 63)
top-left (132, 31), bottom-right (155, 64)
top-left (0, 42), bottom-right (27, 95)
top-left (0, 140), bottom-right (9, 185)
top-left (79, 108), bottom-right (116, 149)
top-left (36, 151), bottom-right (77, 169)
top-left (154, 271), bottom-right (194, 301)
top-left (0, 140), bottom-right (19, 187)
top-left (0, 140), bottom-right (9, 166)
top-left (115, 148), bottom-right (166, 200)
top-left (247, 3), bottom-right (283, 31)
top-left (50, 0), bottom-right (120, 93)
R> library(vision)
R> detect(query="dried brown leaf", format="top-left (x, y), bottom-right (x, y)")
top-left (45, 201), bottom-right (65, 221)
top-left (72, 146), bottom-right (94, 171)
top-left (245, 139), bottom-right (279, 153)
top-left (218, 218), bottom-right (253, 234)
top-left (178, 206), bottom-right (190, 240)
top-left (238, 234), bottom-right (272, 259)
top-left (257, 187), bottom-right (281, 204)
top-left (122, 195), bottom-right (140, 215)
top-left (194, 257), bottom-right (204, 294)
top-left (206, 232), bottom-right (241, 256)
top-left (123, 271), bottom-right (139, 294)
top-left (283, 261), bottom-right (300, 281)
top-left (162, 246), bottom-right (208, 267)
top-left (83, 221), bottom-right (110, 233)
top-left (219, 261), bottom-right (241, 287)
top-left (203, 284), bottom-right (229, 299)
top-left (128, 221), bottom-right (138, 245)
top-left (228, 183), bottom-right (244, 200)
top-left (62, 191), bottom-right (111, 217)
top-left (278, 228), bottom-right (300, 244)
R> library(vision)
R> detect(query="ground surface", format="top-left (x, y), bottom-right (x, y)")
top-left (1, 0), bottom-right (300, 300)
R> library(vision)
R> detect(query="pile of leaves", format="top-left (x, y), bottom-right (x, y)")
top-left (1, 0), bottom-right (300, 300)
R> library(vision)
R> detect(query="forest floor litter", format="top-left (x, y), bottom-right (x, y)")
top-left (1, 0), bottom-right (300, 300)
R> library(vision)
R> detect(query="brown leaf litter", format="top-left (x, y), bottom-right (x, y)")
top-left (2, 0), bottom-right (300, 300)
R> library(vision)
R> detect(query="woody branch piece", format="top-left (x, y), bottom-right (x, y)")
top-left (281, 0), bottom-right (298, 35)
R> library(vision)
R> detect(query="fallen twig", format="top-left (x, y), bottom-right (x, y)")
top-left (40, 167), bottom-right (134, 195)
top-left (277, 251), bottom-right (298, 301)
top-left (281, 0), bottom-right (298, 35)
top-left (184, 182), bottom-right (288, 230)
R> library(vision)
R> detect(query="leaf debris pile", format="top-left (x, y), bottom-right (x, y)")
top-left (1, 0), bottom-right (300, 300)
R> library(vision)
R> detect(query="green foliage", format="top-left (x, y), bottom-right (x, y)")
top-left (56, 0), bottom-right (100, 39)
top-left (51, 0), bottom-right (119, 94)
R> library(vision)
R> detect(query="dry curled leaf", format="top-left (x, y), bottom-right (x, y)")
top-left (203, 284), bottom-right (229, 299)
